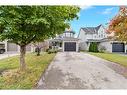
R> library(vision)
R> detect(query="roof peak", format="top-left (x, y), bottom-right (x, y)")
top-left (81, 24), bottom-right (103, 29)
top-left (80, 24), bottom-right (104, 34)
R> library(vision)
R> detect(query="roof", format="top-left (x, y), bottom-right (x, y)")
top-left (86, 38), bottom-right (111, 42)
top-left (49, 38), bottom-right (62, 42)
top-left (86, 39), bottom-right (102, 42)
top-left (62, 37), bottom-right (79, 41)
top-left (81, 24), bottom-right (102, 34)
top-left (49, 37), bottom-right (79, 42)
top-left (64, 31), bottom-right (75, 34)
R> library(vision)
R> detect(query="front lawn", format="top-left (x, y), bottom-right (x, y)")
top-left (0, 53), bottom-right (55, 89)
top-left (88, 52), bottom-right (127, 67)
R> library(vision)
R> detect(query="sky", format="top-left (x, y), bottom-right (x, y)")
top-left (70, 6), bottom-right (119, 37)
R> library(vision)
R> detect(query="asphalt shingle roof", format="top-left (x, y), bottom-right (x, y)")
top-left (81, 24), bottom-right (102, 34)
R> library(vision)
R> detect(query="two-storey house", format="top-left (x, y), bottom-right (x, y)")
top-left (78, 24), bottom-right (127, 53)
top-left (78, 24), bottom-right (108, 50)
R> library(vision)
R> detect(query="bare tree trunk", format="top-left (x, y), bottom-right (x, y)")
top-left (20, 45), bottom-right (26, 71)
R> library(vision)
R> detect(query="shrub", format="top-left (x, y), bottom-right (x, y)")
top-left (98, 45), bottom-right (106, 53)
top-left (46, 48), bottom-right (50, 52)
top-left (47, 49), bottom-right (58, 54)
top-left (89, 42), bottom-right (99, 52)
top-left (35, 47), bottom-right (41, 56)
top-left (47, 49), bottom-right (53, 54)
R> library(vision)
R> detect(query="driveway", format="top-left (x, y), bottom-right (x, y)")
top-left (37, 52), bottom-right (127, 89)
top-left (0, 52), bottom-right (19, 60)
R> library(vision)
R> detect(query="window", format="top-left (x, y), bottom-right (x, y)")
top-left (66, 33), bottom-right (70, 37)
top-left (71, 33), bottom-right (74, 37)
top-left (60, 42), bottom-right (62, 47)
top-left (101, 34), bottom-right (103, 38)
top-left (63, 33), bottom-right (66, 37)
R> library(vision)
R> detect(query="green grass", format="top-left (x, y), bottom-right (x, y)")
top-left (0, 53), bottom-right (56, 89)
top-left (88, 52), bottom-right (127, 67)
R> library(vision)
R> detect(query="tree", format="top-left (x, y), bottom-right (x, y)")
top-left (0, 6), bottom-right (80, 71)
top-left (108, 6), bottom-right (127, 42)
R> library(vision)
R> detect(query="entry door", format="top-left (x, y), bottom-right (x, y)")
top-left (64, 42), bottom-right (76, 51)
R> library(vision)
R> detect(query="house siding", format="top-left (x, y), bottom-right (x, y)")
top-left (78, 29), bottom-right (86, 42)
top-left (125, 45), bottom-right (127, 53)
top-left (78, 29), bottom-right (88, 51)
top-left (99, 41), bottom-right (112, 53)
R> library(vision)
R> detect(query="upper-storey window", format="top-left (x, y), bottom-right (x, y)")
top-left (66, 33), bottom-right (71, 37)
top-left (63, 31), bottom-right (75, 37)
top-left (101, 34), bottom-right (103, 38)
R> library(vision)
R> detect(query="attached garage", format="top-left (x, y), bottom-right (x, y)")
top-left (62, 37), bottom-right (79, 52)
top-left (64, 42), bottom-right (76, 51)
top-left (112, 43), bottom-right (125, 52)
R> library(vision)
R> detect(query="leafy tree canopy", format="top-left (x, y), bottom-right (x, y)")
top-left (108, 6), bottom-right (127, 42)
top-left (0, 6), bottom-right (80, 46)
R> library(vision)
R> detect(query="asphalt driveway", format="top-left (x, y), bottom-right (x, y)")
top-left (37, 52), bottom-right (127, 89)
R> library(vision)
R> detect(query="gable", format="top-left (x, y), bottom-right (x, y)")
top-left (97, 25), bottom-right (106, 34)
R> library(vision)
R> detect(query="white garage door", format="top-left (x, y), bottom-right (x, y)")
top-left (7, 43), bottom-right (18, 51)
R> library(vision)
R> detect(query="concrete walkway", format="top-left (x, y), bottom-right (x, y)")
top-left (37, 52), bottom-right (127, 89)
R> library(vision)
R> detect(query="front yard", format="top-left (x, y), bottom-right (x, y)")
top-left (89, 52), bottom-right (127, 67)
top-left (0, 53), bottom-right (55, 89)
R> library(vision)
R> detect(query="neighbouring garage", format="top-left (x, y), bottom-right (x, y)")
top-left (7, 42), bottom-right (18, 51)
top-left (64, 42), bottom-right (76, 51)
top-left (26, 44), bottom-right (31, 51)
top-left (112, 43), bottom-right (125, 52)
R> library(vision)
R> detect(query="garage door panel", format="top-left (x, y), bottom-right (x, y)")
top-left (64, 42), bottom-right (76, 51)
top-left (26, 44), bottom-right (31, 51)
top-left (112, 43), bottom-right (124, 52)
top-left (7, 43), bottom-right (18, 51)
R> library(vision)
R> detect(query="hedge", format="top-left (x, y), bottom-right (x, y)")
top-left (89, 42), bottom-right (99, 52)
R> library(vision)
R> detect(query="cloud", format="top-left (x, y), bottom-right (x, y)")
top-left (79, 5), bottom-right (94, 10)
top-left (77, 5), bottom-right (94, 17)
top-left (101, 7), bottom-right (114, 14)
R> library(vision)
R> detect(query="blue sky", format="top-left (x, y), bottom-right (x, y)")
top-left (70, 6), bottom-right (119, 36)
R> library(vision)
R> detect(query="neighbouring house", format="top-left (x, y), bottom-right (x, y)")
top-left (0, 40), bottom-right (49, 53)
top-left (0, 40), bottom-right (32, 52)
top-left (49, 29), bottom-right (79, 52)
top-left (78, 24), bottom-right (127, 53)
top-left (0, 29), bottom-right (79, 53)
